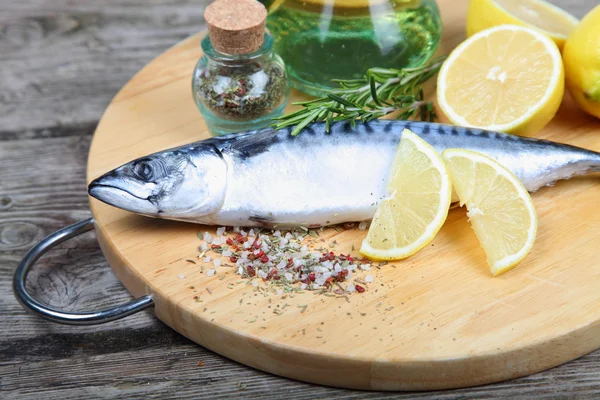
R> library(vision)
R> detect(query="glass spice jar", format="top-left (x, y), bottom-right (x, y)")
top-left (192, 0), bottom-right (290, 136)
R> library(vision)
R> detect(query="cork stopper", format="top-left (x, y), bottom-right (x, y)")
top-left (205, 0), bottom-right (268, 55)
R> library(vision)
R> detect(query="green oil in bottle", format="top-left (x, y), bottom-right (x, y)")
top-left (264, 0), bottom-right (442, 96)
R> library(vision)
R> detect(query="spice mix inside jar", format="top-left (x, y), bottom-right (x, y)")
top-left (192, 0), bottom-right (290, 135)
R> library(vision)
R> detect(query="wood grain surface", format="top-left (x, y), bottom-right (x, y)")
top-left (1, 0), bottom-right (599, 398)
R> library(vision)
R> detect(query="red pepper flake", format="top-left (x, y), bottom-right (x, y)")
top-left (226, 238), bottom-right (234, 245)
top-left (197, 361), bottom-right (204, 367)
top-left (355, 284), bottom-right (366, 293)
top-left (260, 255), bottom-right (269, 263)
top-left (308, 273), bottom-right (316, 282)
top-left (193, 295), bottom-right (199, 300)
top-left (230, 256), bottom-right (238, 263)
top-left (211, 244), bottom-right (221, 250)
top-left (256, 250), bottom-right (265, 258)
top-left (247, 266), bottom-right (256, 277)
top-left (253, 240), bottom-right (261, 249)
top-left (337, 270), bottom-right (349, 280)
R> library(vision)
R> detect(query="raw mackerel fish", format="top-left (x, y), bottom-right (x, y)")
top-left (89, 121), bottom-right (600, 227)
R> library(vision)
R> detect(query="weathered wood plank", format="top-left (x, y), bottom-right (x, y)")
top-left (0, 0), bottom-right (206, 132)
top-left (1, 0), bottom-right (599, 398)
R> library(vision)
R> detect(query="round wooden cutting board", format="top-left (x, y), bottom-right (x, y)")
top-left (87, 0), bottom-right (600, 391)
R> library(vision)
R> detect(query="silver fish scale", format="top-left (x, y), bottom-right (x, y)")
top-left (198, 121), bottom-right (600, 227)
top-left (89, 121), bottom-right (600, 227)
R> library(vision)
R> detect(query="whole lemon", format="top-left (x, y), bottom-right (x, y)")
top-left (563, 5), bottom-right (600, 119)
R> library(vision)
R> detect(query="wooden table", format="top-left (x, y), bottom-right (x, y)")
top-left (1, 1), bottom-right (598, 398)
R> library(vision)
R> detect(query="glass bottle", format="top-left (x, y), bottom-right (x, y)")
top-left (263, 0), bottom-right (442, 97)
top-left (192, 0), bottom-right (290, 136)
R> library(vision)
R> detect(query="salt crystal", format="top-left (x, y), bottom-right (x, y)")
top-left (206, 269), bottom-right (216, 277)
top-left (359, 221), bottom-right (369, 231)
top-left (365, 274), bottom-right (374, 283)
top-left (222, 250), bottom-right (232, 257)
top-left (276, 289), bottom-right (283, 295)
top-left (249, 229), bottom-right (255, 237)
top-left (233, 226), bottom-right (241, 233)
top-left (213, 259), bottom-right (221, 267)
top-left (243, 241), bottom-right (253, 249)
top-left (301, 245), bottom-right (308, 252)
top-left (273, 230), bottom-right (281, 237)
top-left (204, 232), bottom-right (213, 243)
top-left (252, 281), bottom-right (259, 287)
top-left (200, 243), bottom-right (208, 251)
top-left (241, 230), bottom-right (248, 237)
top-left (211, 237), bottom-right (222, 245)
top-left (258, 270), bottom-right (268, 279)
top-left (347, 270), bottom-right (353, 279)
top-left (347, 283), bottom-right (356, 293)
top-left (284, 272), bottom-right (293, 281)
top-left (277, 260), bottom-right (287, 270)
top-left (237, 266), bottom-right (244, 274)
top-left (334, 263), bottom-right (342, 272)
top-left (300, 283), bottom-right (308, 290)
top-left (216, 227), bottom-right (226, 237)
top-left (360, 264), bottom-right (371, 271)
top-left (285, 232), bottom-right (293, 240)
top-left (204, 256), bottom-right (212, 263)
top-left (253, 249), bottom-right (261, 255)
top-left (178, 274), bottom-right (185, 279)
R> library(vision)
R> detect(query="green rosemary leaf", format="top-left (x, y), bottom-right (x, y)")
top-left (273, 56), bottom-right (447, 136)
top-left (369, 76), bottom-right (382, 107)
top-left (291, 109), bottom-right (320, 136)
top-left (327, 93), bottom-right (357, 108)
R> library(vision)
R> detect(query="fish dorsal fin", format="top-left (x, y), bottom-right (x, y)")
top-left (206, 128), bottom-right (281, 159)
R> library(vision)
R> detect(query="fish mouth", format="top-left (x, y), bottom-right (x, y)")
top-left (88, 182), bottom-right (148, 201)
top-left (88, 181), bottom-right (159, 214)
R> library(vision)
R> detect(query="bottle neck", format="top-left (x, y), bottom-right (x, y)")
top-left (202, 33), bottom-right (273, 64)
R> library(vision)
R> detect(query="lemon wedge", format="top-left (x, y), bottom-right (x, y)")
top-left (467, 0), bottom-right (579, 50)
top-left (360, 129), bottom-right (451, 261)
top-left (442, 149), bottom-right (537, 276)
top-left (437, 25), bottom-right (564, 136)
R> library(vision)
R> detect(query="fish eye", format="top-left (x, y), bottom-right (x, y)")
top-left (134, 159), bottom-right (155, 181)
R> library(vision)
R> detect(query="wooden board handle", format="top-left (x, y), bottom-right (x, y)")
top-left (13, 218), bottom-right (154, 325)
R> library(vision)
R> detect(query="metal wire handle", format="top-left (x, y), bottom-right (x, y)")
top-left (12, 218), bottom-right (154, 325)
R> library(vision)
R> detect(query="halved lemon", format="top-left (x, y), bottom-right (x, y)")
top-left (467, 0), bottom-right (579, 51)
top-left (360, 129), bottom-right (451, 261)
top-left (442, 149), bottom-right (537, 276)
top-left (437, 24), bottom-right (564, 136)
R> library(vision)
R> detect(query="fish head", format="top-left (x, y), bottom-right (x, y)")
top-left (88, 145), bottom-right (227, 218)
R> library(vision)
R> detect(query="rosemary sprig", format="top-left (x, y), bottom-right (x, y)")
top-left (272, 56), bottom-right (447, 136)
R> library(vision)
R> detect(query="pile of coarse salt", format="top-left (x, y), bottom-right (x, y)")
top-left (197, 225), bottom-right (375, 294)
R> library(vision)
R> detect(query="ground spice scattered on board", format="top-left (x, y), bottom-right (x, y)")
top-left (194, 226), bottom-right (383, 296)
